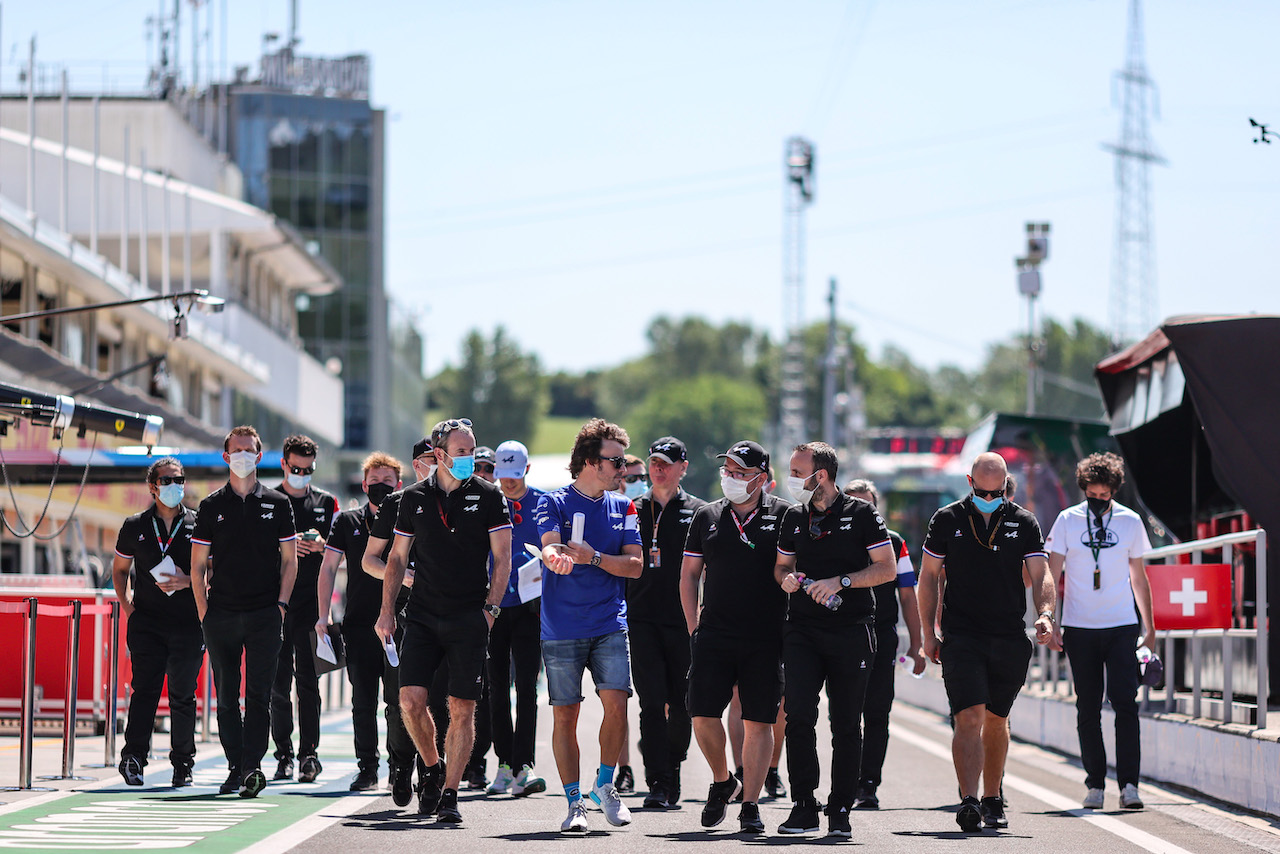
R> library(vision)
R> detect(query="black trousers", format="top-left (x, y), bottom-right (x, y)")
top-left (629, 619), bottom-right (692, 785)
top-left (1063, 624), bottom-right (1142, 789)
top-left (783, 621), bottom-right (876, 809)
top-left (345, 621), bottom-right (417, 772)
top-left (202, 604), bottom-right (282, 772)
top-left (271, 610), bottom-right (321, 761)
top-left (858, 624), bottom-right (900, 792)
top-left (122, 617), bottom-right (205, 770)
top-left (487, 599), bottom-right (542, 770)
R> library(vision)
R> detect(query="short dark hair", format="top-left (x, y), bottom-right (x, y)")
top-left (844, 478), bottom-right (878, 505)
top-left (146, 456), bottom-right (182, 484)
top-left (569, 418), bottom-right (630, 479)
top-left (224, 424), bottom-right (261, 453)
top-left (1076, 452), bottom-right (1125, 492)
top-left (362, 451), bottom-right (403, 479)
top-left (282, 434), bottom-right (319, 460)
top-left (794, 441), bottom-right (838, 483)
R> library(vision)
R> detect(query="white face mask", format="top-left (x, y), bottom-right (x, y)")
top-left (787, 472), bottom-right (817, 505)
top-left (228, 451), bottom-right (258, 478)
top-left (285, 472), bottom-right (312, 490)
top-left (721, 474), bottom-right (757, 505)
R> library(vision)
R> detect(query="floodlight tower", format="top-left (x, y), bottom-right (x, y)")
top-left (779, 137), bottom-right (815, 455)
top-left (1016, 222), bottom-right (1050, 415)
top-left (1104, 0), bottom-right (1165, 347)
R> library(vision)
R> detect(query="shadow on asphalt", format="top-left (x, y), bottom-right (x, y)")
top-left (894, 830), bottom-right (1033, 840)
top-left (342, 810), bottom-right (456, 831)
top-left (652, 831), bottom-right (859, 845)
top-left (490, 831), bottom-right (613, 840)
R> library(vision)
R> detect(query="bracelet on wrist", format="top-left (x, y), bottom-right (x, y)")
top-left (278, 600), bottom-right (290, 612)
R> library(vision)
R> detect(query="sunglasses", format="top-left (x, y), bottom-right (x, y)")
top-left (476, 463), bottom-right (495, 474)
top-left (288, 465), bottom-right (316, 476)
top-left (808, 509), bottom-right (829, 540)
top-left (971, 486), bottom-right (1004, 500)
top-left (598, 455), bottom-right (628, 469)
top-left (156, 475), bottom-right (186, 486)
top-left (623, 474), bottom-right (646, 484)
top-left (433, 418), bottom-right (473, 442)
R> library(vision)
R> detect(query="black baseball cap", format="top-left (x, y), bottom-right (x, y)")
top-left (648, 437), bottom-right (688, 464)
top-left (412, 437), bottom-right (433, 459)
top-left (474, 446), bottom-right (496, 463)
top-left (717, 440), bottom-right (769, 472)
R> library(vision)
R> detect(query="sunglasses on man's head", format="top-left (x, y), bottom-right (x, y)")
top-left (156, 475), bottom-right (185, 486)
top-left (433, 418), bottom-right (473, 443)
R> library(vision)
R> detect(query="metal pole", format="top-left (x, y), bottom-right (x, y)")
top-left (183, 188), bottom-right (192, 292)
top-left (822, 277), bottom-right (838, 447)
top-left (121, 127), bottom-right (130, 278)
top-left (1223, 543), bottom-right (1234, 723)
top-left (1257, 529), bottom-right (1268, 729)
top-left (26, 37), bottom-right (35, 219)
top-left (103, 599), bottom-right (120, 764)
top-left (19, 597), bottom-right (36, 789)
top-left (62, 600), bottom-right (81, 775)
top-left (139, 148), bottom-right (149, 291)
top-left (161, 173), bottom-right (171, 295)
top-left (1025, 293), bottom-right (1036, 415)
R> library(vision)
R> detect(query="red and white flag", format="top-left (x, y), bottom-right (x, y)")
top-left (1148, 564), bottom-right (1232, 630)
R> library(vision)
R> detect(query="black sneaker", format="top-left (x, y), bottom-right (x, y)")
top-left (826, 803), bottom-right (852, 838)
top-left (118, 756), bottom-right (143, 786)
top-left (462, 760), bottom-right (488, 790)
top-left (171, 766), bottom-right (193, 788)
top-left (701, 777), bottom-right (743, 828)
top-left (239, 769), bottom-right (267, 799)
top-left (349, 767), bottom-right (379, 791)
top-left (981, 796), bottom-right (1008, 829)
top-left (956, 796), bottom-right (983, 833)
top-left (298, 756), bottom-right (322, 783)
top-left (390, 763), bottom-right (414, 807)
top-left (764, 767), bottom-right (787, 800)
top-left (643, 780), bottom-right (671, 810)
top-left (739, 801), bottom-right (765, 834)
top-left (615, 764), bottom-right (635, 793)
top-left (418, 761), bottom-right (445, 815)
top-left (272, 757), bottom-right (294, 781)
top-left (436, 788), bottom-right (463, 823)
top-left (219, 768), bottom-right (242, 795)
top-left (854, 787), bottom-right (879, 810)
top-left (778, 798), bottom-right (821, 835)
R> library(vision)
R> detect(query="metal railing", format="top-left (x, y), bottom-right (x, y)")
top-left (1028, 528), bottom-right (1268, 730)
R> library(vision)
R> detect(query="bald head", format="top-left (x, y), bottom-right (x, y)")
top-left (970, 452), bottom-right (1008, 494)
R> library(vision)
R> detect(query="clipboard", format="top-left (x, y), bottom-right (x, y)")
top-left (310, 626), bottom-right (347, 675)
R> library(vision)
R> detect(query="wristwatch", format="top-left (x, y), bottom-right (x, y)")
top-left (1039, 610), bottom-right (1055, 621)
top-left (839, 575), bottom-right (852, 588)
top-left (485, 604), bottom-right (502, 618)
top-left (591, 550), bottom-right (602, 567)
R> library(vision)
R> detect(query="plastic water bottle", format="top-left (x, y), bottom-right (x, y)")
top-left (799, 577), bottom-right (840, 611)
top-left (896, 653), bottom-right (925, 679)
top-left (1136, 645), bottom-right (1153, 665)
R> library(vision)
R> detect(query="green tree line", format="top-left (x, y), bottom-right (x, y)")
top-left (430, 316), bottom-right (1113, 498)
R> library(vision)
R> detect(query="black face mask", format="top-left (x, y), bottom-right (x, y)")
top-left (1086, 496), bottom-right (1112, 519)
top-left (367, 482), bottom-right (395, 507)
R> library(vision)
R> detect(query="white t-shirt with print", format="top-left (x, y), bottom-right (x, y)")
top-left (1046, 500), bottom-right (1152, 629)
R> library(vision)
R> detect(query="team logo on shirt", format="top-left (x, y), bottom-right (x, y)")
top-left (954, 529), bottom-right (963, 537)
top-left (759, 523), bottom-right (775, 531)
top-left (1080, 528), bottom-right (1119, 549)
top-left (1004, 531), bottom-right (1018, 538)
top-left (465, 494), bottom-right (480, 500)
top-left (138, 533), bottom-right (145, 542)
top-left (840, 524), bottom-right (852, 531)
top-left (464, 504), bottom-right (479, 512)
top-left (261, 511), bottom-right (274, 520)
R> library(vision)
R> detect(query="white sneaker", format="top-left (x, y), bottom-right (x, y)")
top-left (1082, 788), bottom-right (1104, 809)
top-left (589, 782), bottom-right (632, 827)
top-left (486, 764), bottom-right (514, 795)
top-left (561, 798), bottom-right (589, 834)
top-left (512, 765), bottom-right (547, 797)
top-left (1120, 784), bottom-right (1144, 810)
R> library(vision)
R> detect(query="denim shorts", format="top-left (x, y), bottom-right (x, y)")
top-left (541, 629), bottom-right (632, 706)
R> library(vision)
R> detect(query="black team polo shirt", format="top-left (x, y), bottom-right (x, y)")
top-left (326, 501), bottom-right (389, 628)
top-left (274, 482), bottom-right (340, 623)
top-left (114, 504), bottom-right (198, 624)
top-left (631, 487), bottom-right (708, 627)
top-left (922, 497), bottom-right (1047, 637)
top-left (192, 482), bottom-right (297, 612)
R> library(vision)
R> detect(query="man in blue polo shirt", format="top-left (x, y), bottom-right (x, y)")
top-left (535, 418), bottom-right (643, 835)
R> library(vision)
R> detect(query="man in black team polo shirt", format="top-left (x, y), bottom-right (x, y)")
top-left (631, 436), bottom-right (706, 809)
top-left (362, 439), bottom-right (434, 807)
top-left (680, 441), bottom-right (788, 834)
top-left (375, 419), bottom-right (513, 825)
top-left (775, 442), bottom-right (895, 838)
top-left (317, 451), bottom-right (404, 792)
top-left (190, 425), bottom-right (298, 798)
top-left (917, 452), bottom-right (1055, 833)
top-left (113, 457), bottom-right (202, 788)
top-left (271, 435), bottom-right (340, 784)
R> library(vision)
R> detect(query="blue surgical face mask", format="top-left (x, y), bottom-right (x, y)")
top-left (286, 472), bottom-right (312, 490)
top-left (157, 483), bottom-right (185, 508)
top-left (446, 452), bottom-right (475, 481)
top-left (972, 494), bottom-right (1004, 513)
top-left (625, 479), bottom-right (647, 500)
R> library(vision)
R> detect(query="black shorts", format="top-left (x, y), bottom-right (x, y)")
top-left (687, 628), bottom-right (783, 724)
top-left (399, 608), bottom-right (488, 701)
top-left (940, 631), bottom-right (1032, 718)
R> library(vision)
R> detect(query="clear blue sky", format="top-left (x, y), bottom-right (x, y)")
top-left (6, 0), bottom-right (1279, 377)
